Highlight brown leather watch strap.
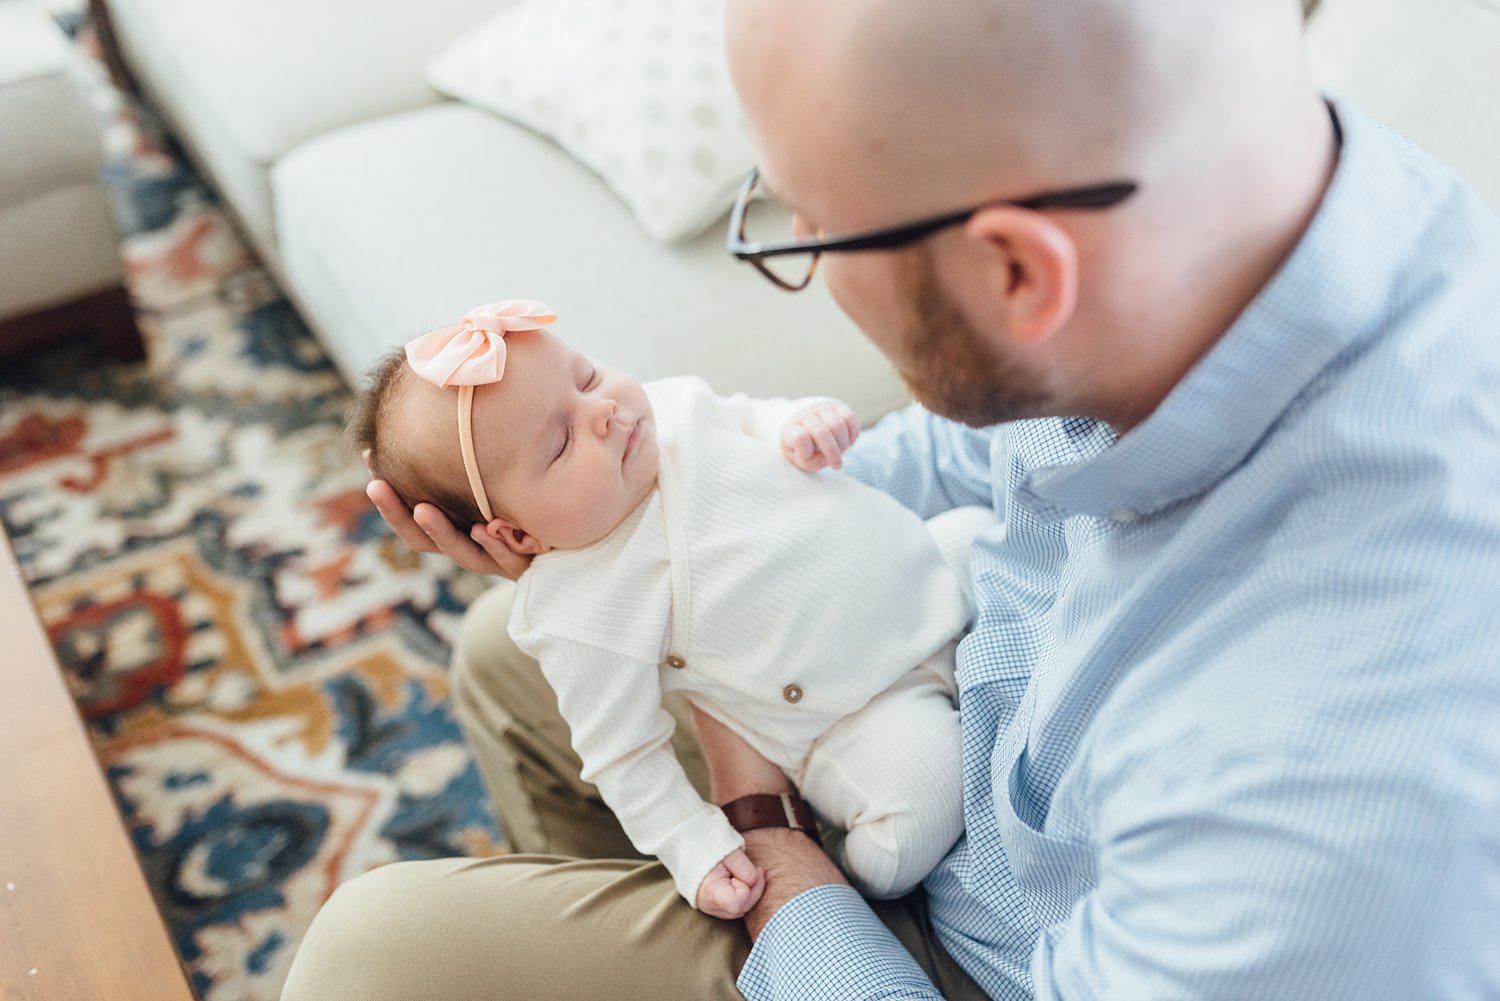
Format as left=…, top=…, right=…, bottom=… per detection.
left=720, top=793, right=821, bottom=844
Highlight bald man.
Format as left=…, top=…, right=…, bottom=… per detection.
left=284, top=0, right=1500, bottom=997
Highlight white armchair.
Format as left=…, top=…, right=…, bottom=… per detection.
left=0, top=0, right=142, bottom=362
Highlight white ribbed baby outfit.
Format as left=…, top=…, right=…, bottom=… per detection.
left=508, top=377, right=973, bottom=904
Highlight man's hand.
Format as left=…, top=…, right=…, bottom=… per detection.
left=691, top=706, right=848, bottom=939
left=365, top=472, right=531, bottom=580
left=780, top=401, right=861, bottom=472
left=696, top=849, right=766, bottom=919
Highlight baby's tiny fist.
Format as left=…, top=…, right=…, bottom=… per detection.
left=783, top=435, right=819, bottom=472
left=696, top=850, right=765, bottom=920
left=697, top=867, right=741, bottom=919
left=780, top=401, right=859, bottom=473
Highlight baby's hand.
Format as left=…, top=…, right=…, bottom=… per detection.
left=695, top=848, right=765, bottom=920
left=780, top=401, right=860, bottom=472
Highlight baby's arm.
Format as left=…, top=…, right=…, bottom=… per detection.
left=719, top=392, right=862, bottom=472
left=525, top=635, right=752, bottom=908
left=779, top=400, right=861, bottom=471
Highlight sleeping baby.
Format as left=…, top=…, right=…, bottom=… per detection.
left=350, top=299, right=982, bottom=918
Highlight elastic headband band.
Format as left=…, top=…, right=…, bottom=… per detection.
left=403, top=299, right=559, bottom=525
left=456, top=385, right=494, bottom=522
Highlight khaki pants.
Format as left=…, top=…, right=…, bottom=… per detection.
left=281, top=583, right=988, bottom=1000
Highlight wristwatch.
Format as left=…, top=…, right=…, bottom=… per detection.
left=720, top=792, right=822, bottom=844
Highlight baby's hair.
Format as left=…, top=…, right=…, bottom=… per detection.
left=347, top=350, right=490, bottom=530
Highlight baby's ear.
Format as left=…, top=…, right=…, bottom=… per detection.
left=486, top=519, right=550, bottom=555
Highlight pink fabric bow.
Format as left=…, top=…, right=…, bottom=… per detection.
left=405, top=299, right=558, bottom=388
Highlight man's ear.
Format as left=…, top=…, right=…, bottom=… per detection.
left=963, top=205, right=1079, bottom=345
left=485, top=518, right=551, bottom=555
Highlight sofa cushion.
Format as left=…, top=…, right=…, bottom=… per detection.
left=427, top=0, right=755, bottom=243
left=105, top=0, right=506, bottom=258
left=272, top=103, right=906, bottom=421
left=0, top=1, right=108, bottom=211
left=0, top=184, right=124, bottom=319
left=1306, top=0, right=1500, bottom=212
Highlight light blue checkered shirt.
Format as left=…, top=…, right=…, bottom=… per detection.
left=738, top=99, right=1500, bottom=1000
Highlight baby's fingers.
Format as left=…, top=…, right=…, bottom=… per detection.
left=828, top=413, right=856, bottom=455
left=704, top=882, right=750, bottom=920
left=826, top=406, right=859, bottom=453
left=810, top=420, right=844, bottom=469
left=843, top=409, right=861, bottom=448
left=783, top=427, right=825, bottom=471
left=697, top=870, right=733, bottom=917
left=792, top=427, right=817, bottom=462
left=723, top=850, right=759, bottom=885
left=716, top=879, right=755, bottom=919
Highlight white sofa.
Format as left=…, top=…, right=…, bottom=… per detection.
left=97, top=0, right=907, bottom=420
left=98, top=0, right=1498, bottom=417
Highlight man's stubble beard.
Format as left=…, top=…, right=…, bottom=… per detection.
left=894, top=247, right=1053, bottom=429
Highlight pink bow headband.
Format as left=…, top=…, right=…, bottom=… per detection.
left=405, top=299, right=558, bottom=522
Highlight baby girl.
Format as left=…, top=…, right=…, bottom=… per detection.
left=351, top=300, right=979, bottom=918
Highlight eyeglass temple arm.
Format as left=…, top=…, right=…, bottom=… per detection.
left=736, top=181, right=1139, bottom=259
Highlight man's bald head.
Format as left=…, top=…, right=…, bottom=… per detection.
left=728, top=0, right=1309, bottom=228
left=726, top=0, right=1334, bottom=432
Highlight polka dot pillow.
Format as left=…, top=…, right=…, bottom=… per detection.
left=427, top=0, right=757, bottom=243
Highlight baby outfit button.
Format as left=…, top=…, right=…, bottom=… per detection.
left=665, top=655, right=686, bottom=670
left=782, top=684, right=803, bottom=704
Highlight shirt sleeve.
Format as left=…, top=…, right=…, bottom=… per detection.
left=526, top=635, right=744, bottom=905
left=737, top=885, right=945, bottom=1001
left=840, top=403, right=999, bottom=519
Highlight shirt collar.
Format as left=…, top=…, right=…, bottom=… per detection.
left=1020, top=98, right=1412, bottom=522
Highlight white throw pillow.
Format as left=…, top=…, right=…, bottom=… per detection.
left=427, top=0, right=756, bottom=243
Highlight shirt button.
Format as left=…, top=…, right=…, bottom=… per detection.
left=1109, top=508, right=1139, bottom=524
left=782, top=684, right=803, bottom=704
left=665, top=655, right=686, bottom=670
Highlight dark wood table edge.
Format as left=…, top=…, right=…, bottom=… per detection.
left=1, top=530, right=199, bottom=1000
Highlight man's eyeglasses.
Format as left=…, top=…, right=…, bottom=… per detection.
left=726, top=167, right=1139, bottom=292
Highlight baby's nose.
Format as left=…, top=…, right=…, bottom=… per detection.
left=591, top=397, right=617, bottom=436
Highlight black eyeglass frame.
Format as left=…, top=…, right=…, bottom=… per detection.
left=727, top=167, right=1139, bottom=291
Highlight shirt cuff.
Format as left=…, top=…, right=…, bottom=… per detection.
left=737, top=884, right=943, bottom=1001
left=659, top=805, right=747, bottom=906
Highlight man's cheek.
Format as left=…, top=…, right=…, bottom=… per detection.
left=829, top=263, right=902, bottom=355
left=823, top=259, right=874, bottom=327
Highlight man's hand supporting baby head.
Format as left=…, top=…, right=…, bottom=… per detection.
left=364, top=471, right=533, bottom=580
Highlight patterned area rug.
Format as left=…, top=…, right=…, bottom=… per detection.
left=1, top=11, right=505, bottom=1000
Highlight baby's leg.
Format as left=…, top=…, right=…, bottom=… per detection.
left=796, top=649, right=964, bottom=899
